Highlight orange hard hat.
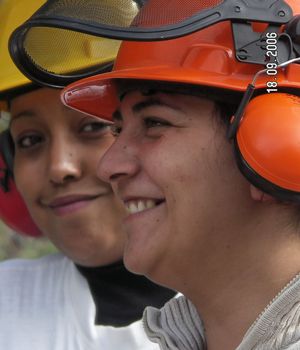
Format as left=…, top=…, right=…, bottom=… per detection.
left=62, top=0, right=300, bottom=120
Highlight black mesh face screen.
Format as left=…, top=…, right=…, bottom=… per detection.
left=20, top=0, right=223, bottom=79
left=132, top=0, right=223, bottom=27
left=9, top=0, right=293, bottom=87
left=9, top=0, right=143, bottom=87
left=39, top=0, right=222, bottom=28
left=40, top=0, right=141, bottom=26
left=29, top=0, right=290, bottom=31
left=23, top=27, right=121, bottom=77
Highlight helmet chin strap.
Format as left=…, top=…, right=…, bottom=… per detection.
left=227, top=56, right=300, bottom=140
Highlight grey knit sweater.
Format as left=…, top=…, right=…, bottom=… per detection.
left=143, top=273, right=300, bottom=350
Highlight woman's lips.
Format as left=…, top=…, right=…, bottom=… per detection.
left=45, top=194, right=103, bottom=216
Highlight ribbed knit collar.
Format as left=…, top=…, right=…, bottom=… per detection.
left=144, top=296, right=206, bottom=350
left=143, top=273, right=300, bottom=350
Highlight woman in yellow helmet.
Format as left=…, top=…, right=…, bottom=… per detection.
left=0, top=1, right=174, bottom=349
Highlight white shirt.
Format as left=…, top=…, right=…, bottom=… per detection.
left=0, top=253, right=159, bottom=350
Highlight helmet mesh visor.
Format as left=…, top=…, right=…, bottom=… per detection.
left=39, top=0, right=222, bottom=27
left=40, top=0, right=143, bottom=25
left=21, top=0, right=222, bottom=77
left=11, top=0, right=222, bottom=83
left=9, top=0, right=291, bottom=87
left=133, top=0, right=223, bottom=27
left=9, top=0, right=144, bottom=86
left=23, top=27, right=120, bottom=77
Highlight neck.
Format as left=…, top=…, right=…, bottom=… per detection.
left=164, top=205, right=300, bottom=350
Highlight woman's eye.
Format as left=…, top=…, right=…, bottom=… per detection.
left=144, top=117, right=171, bottom=128
left=80, top=121, right=110, bottom=133
left=16, top=134, right=43, bottom=149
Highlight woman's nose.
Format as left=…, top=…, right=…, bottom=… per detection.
left=48, top=137, right=82, bottom=185
left=97, top=134, right=140, bottom=185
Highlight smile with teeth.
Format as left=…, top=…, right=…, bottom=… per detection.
left=125, top=199, right=164, bottom=214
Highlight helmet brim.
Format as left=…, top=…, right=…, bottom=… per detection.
left=62, top=63, right=300, bottom=120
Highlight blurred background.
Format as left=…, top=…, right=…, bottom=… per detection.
left=0, top=222, right=57, bottom=261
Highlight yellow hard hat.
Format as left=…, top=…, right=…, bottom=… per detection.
left=0, top=0, right=46, bottom=95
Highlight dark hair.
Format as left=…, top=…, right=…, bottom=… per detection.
left=0, top=83, right=41, bottom=104
left=118, top=78, right=240, bottom=125
left=216, top=102, right=238, bottom=127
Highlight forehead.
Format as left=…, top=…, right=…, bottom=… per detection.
left=115, top=89, right=216, bottom=121
left=10, top=88, right=60, bottom=113
left=9, top=88, right=81, bottom=125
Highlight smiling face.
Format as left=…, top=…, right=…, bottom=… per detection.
left=10, top=87, right=126, bottom=267
left=98, top=89, right=256, bottom=286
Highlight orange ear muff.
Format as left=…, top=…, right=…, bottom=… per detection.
left=234, top=93, right=300, bottom=202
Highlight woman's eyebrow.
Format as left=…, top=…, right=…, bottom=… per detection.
left=132, top=98, right=183, bottom=113
left=10, top=110, right=35, bottom=126
left=112, top=97, right=184, bottom=122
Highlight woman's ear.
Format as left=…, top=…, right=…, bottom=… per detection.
left=250, top=184, right=277, bottom=203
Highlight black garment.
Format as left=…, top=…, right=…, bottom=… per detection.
left=76, top=262, right=176, bottom=327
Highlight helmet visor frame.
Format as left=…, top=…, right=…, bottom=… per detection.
left=10, top=0, right=293, bottom=42
left=9, top=0, right=293, bottom=88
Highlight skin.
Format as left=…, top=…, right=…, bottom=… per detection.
left=10, top=87, right=126, bottom=267
left=98, top=90, right=300, bottom=349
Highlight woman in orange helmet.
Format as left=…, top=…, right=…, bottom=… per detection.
left=60, top=0, right=300, bottom=348
left=0, top=1, right=175, bottom=349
